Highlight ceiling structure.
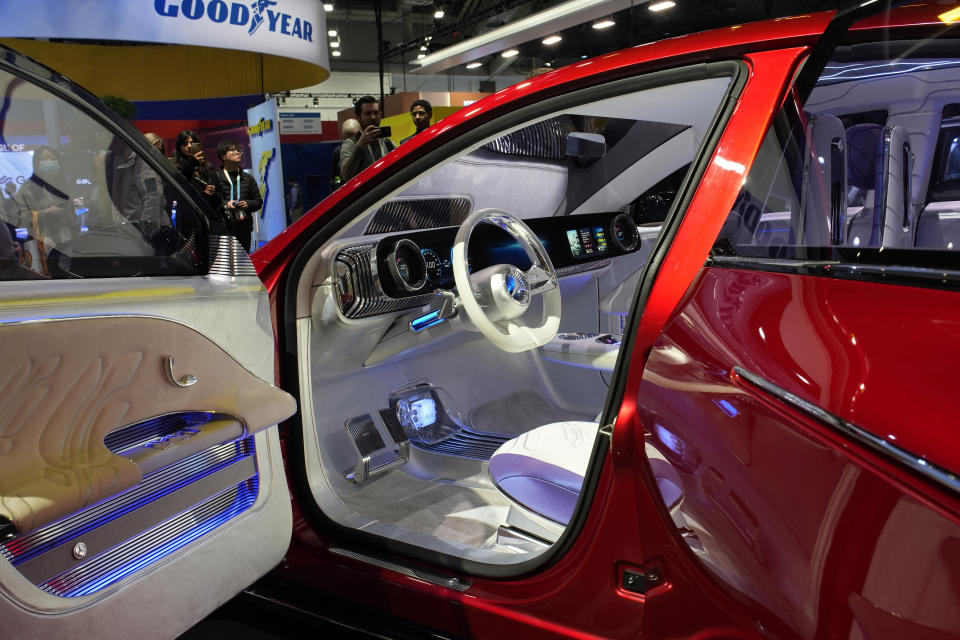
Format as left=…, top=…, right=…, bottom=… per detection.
left=325, top=0, right=845, bottom=81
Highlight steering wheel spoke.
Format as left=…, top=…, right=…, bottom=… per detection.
left=452, top=209, right=562, bottom=353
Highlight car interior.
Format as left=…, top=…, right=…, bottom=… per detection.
left=289, top=74, right=734, bottom=564
left=722, top=43, right=960, bottom=257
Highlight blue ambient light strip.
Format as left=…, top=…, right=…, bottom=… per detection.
left=410, top=309, right=444, bottom=332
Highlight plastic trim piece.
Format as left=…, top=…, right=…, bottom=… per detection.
left=328, top=547, right=472, bottom=592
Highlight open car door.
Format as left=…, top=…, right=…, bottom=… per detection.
left=0, top=49, right=295, bottom=640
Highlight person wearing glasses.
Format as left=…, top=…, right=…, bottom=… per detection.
left=212, top=139, right=262, bottom=252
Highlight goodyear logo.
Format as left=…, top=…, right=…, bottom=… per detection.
left=248, top=117, right=273, bottom=137
left=155, top=0, right=314, bottom=42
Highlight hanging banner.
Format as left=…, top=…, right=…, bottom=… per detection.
left=247, top=99, right=284, bottom=247
left=0, top=0, right=326, bottom=68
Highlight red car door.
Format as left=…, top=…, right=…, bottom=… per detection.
left=624, top=6, right=960, bottom=639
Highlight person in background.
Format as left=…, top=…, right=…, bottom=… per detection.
left=144, top=132, right=166, bottom=156
left=212, top=139, right=262, bottom=252
left=400, top=99, right=432, bottom=144
left=339, top=96, right=395, bottom=181
left=286, top=177, right=303, bottom=222
left=330, top=118, right=361, bottom=191
left=14, top=145, right=81, bottom=249
left=173, top=130, right=218, bottom=208
left=1, top=181, right=19, bottom=227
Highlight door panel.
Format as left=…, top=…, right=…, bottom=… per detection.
left=639, top=267, right=960, bottom=638
left=0, top=275, right=295, bottom=640
left=0, top=315, right=295, bottom=535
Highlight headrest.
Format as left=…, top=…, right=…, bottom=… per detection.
left=846, top=123, right=884, bottom=190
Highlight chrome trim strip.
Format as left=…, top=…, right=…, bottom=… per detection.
left=328, top=546, right=471, bottom=592
left=708, top=256, right=960, bottom=284
left=733, top=366, right=960, bottom=495
left=209, top=235, right=258, bottom=277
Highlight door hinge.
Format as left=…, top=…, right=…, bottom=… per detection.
left=599, top=422, right=614, bottom=452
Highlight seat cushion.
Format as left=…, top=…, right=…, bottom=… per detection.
left=488, top=421, right=598, bottom=525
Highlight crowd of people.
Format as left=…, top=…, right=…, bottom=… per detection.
left=0, top=96, right=435, bottom=273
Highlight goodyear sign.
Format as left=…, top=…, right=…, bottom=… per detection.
left=246, top=99, right=285, bottom=247
left=248, top=117, right=274, bottom=138
left=0, top=0, right=326, bottom=67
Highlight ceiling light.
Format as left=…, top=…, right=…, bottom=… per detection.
left=330, top=41, right=339, bottom=48
left=580, top=54, right=588, bottom=59
left=417, top=53, right=426, bottom=59
left=420, top=45, right=428, bottom=51
left=412, top=0, right=642, bottom=74
left=940, top=6, right=960, bottom=23
left=332, top=50, right=341, bottom=56
left=501, top=49, right=519, bottom=58
left=323, top=3, right=333, bottom=11
left=545, top=61, right=552, bottom=67
left=466, top=61, right=482, bottom=69
left=592, top=18, right=615, bottom=29
left=542, top=35, right=562, bottom=45
left=434, top=9, right=445, bottom=18
left=328, top=29, right=337, bottom=37
left=648, top=1, right=675, bottom=11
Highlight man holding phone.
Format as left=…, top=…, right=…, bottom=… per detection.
left=338, top=96, right=396, bottom=181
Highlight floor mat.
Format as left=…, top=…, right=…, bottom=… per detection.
left=468, top=390, right=591, bottom=437
left=340, top=472, right=510, bottom=549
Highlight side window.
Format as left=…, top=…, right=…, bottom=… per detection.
left=714, top=36, right=960, bottom=262
left=0, top=68, right=205, bottom=280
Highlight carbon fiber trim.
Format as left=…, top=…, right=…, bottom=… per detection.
left=556, top=259, right=611, bottom=277
left=329, top=546, right=472, bottom=592
left=209, top=235, right=257, bottom=277
left=365, top=198, right=472, bottom=234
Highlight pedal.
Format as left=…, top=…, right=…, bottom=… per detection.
left=344, top=413, right=409, bottom=484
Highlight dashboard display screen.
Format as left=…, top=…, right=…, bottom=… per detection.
left=567, top=227, right=609, bottom=257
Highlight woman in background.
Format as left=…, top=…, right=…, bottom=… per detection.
left=212, top=139, right=261, bottom=252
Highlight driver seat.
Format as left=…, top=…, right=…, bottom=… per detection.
left=489, top=420, right=685, bottom=546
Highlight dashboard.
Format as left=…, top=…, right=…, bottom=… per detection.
left=334, top=211, right=640, bottom=319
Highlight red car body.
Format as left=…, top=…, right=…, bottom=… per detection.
left=1, top=4, right=957, bottom=640
left=246, top=5, right=960, bottom=639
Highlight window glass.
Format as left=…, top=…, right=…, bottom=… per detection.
left=713, top=29, right=960, bottom=262
left=0, top=67, right=205, bottom=280
left=357, top=75, right=733, bottom=236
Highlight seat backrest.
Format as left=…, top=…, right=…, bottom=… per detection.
left=846, top=124, right=914, bottom=247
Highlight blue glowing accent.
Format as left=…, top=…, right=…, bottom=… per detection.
left=73, top=207, right=88, bottom=217
left=79, top=226, right=89, bottom=233
left=505, top=273, right=517, bottom=294
left=713, top=399, right=738, bottom=417
left=55, top=478, right=259, bottom=597
left=6, top=448, right=254, bottom=567
left=171, top=199, right=178, bottom=226
left=410, top=310, right=443, bottom=332
left=14, top=227, right=27, bottom=240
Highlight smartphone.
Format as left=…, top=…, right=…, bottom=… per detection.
left=378, top=126, right=392, bottom=138
left=189, top=142, right=202, bottom=154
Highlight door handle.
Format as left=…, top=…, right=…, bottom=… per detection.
left=163, top=356, right=198, bottom=388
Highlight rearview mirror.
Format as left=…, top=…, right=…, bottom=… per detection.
left=565, top=132, right=606, bottom=160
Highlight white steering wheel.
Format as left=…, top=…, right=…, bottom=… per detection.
left=451, top=208, right=561, bottom=353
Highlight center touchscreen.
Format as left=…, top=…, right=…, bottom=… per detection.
left=567, top=226, right=609, bottom=257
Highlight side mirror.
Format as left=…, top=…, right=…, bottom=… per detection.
left=566, top=132, right=606, bottom=161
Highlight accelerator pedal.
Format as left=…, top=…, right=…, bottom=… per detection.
left=344, top=413, right=409, bottom=484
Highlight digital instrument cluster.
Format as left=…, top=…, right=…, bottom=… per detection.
left=372, top=211, right=641, bottom=298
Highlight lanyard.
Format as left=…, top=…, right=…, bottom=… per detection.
left=223, top=169, right=240, bottom=202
